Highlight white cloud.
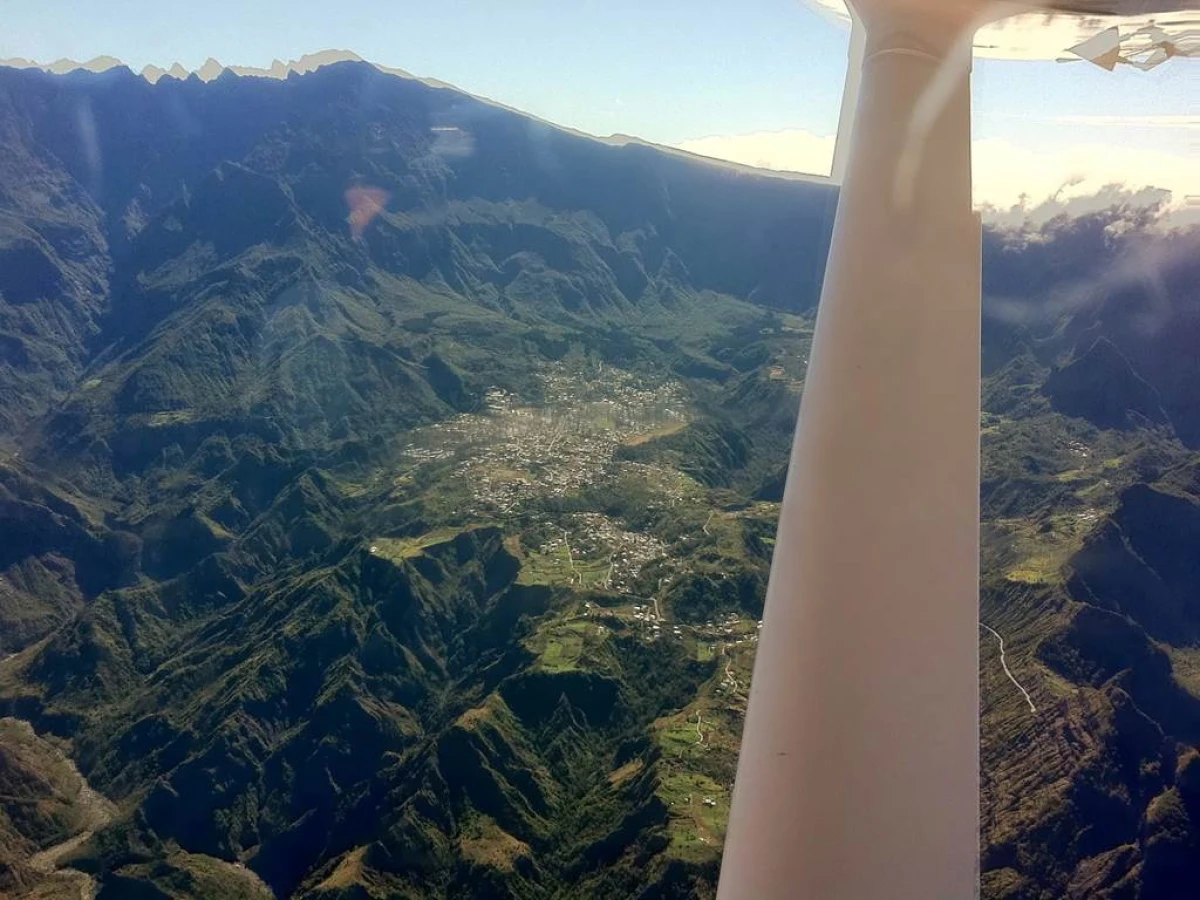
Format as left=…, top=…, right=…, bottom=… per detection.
left=972, top=137, right=1199, bottom=214
left=804, top=0, right=1192, bottom=62
left=676, top=130, right=837, bottom=178
left=672, top=128, right=1198, bottom=221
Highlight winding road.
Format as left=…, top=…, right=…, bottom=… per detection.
left=980, top=622, right=1037, bottom=714
left=562, top=530, right=579, bottom=584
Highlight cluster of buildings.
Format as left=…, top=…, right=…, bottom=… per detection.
left=400, top=366, right=689, bottom=519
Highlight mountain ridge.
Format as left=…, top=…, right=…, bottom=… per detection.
left=0, top=50, right=837, bottom=187
left=0, top=60, right=1198, bottom=900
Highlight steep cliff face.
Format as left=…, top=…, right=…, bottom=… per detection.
left=1003, top=477, right=1200, bottom=898
left=1046, top=338, right=1171, bottom=432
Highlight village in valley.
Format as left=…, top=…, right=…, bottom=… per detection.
left=368, top=360, right=774, bottom=853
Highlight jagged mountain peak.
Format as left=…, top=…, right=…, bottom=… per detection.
left=5, top=48, right=388, bottom=84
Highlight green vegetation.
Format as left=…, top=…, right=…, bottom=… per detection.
left=0, top=59, right=1198, bottom=900
left=458, top=816, right=531, bottom=872
left=657, top=771, right=729, bottom=860
left=530, top=625, right=586, bottom=673
left=368, top=526, right=474, bottom=561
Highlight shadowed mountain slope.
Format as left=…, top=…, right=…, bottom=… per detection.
left=1, top=60, right=1199, bottom=899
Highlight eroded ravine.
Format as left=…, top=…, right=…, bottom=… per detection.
left=2, top=717, right=116, bottom=900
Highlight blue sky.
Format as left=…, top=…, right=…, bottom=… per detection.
left=3, top=0, right=851, bottom=142
left=2, top=0, right=1195, bottom=210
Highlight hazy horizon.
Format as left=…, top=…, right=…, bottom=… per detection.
left=2, top=0, right=1195, bottom=219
